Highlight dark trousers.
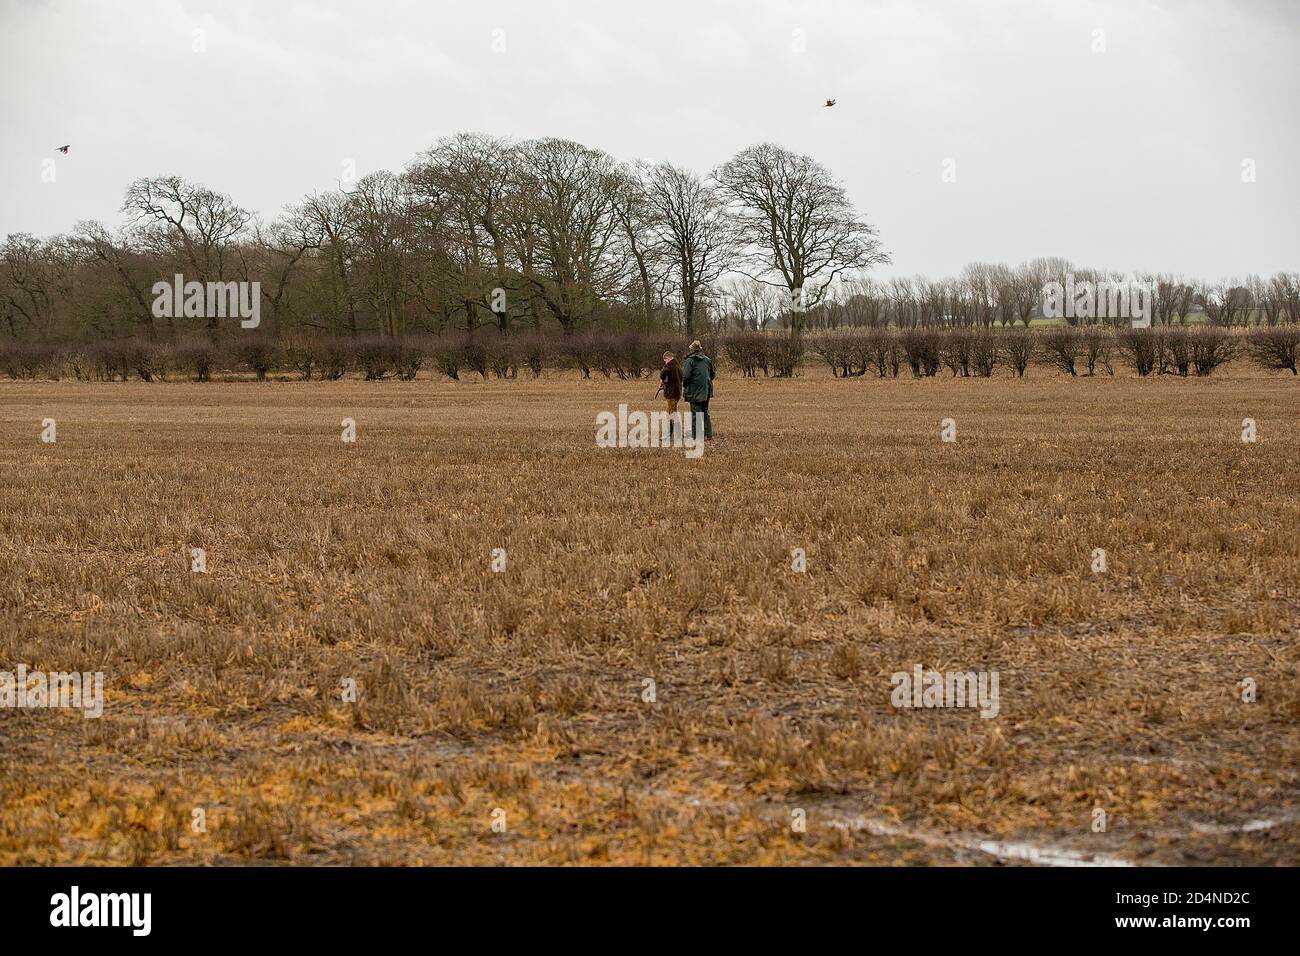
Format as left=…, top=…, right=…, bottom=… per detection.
left=688, top=400, right=713, bottom=439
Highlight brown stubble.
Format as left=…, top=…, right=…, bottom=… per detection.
left=0, top=368, right=1296, bottom=865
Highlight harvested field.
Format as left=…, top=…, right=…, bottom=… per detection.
left=1, top=368, right=1297, bottom=865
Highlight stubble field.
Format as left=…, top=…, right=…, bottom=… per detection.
left=1, top=368, right=1297, bottom=865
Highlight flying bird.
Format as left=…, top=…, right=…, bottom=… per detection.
left=824, top=99, right=836, bottom=108
left=57, top=145, right=70, bottom=154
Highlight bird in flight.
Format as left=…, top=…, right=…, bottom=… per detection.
left=824, top=99, right=836, bottom=108
left=56, top=145, right=70, bottom=154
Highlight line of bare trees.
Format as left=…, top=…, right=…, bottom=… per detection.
left=5, top=134, right=1295, bottom=346
left=725, top=263, right=1300, bottom=332
left=0, top=135, right=886, bottom=343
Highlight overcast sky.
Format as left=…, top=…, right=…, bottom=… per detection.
left=1, top=0, right=1296, bottom=279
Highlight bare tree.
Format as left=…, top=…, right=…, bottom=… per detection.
left=641, top=162, right=733, bottom=336
left=986, top=262, right=1015, bottom=326
left=299, top=190, right=360, bottom=336
left=1271, top=272, right=1300, bottom=324
left=122, top=176, right=251, bottom=283
left=349, top=171, right=415, bottom=336
left=1026, top=256, right=1073, bottom=324
left=409, top=133, right=519, bottom=333
left=721, top=276, right=780, bottom=331
left=1247, top=274, right=1279, bottom=326
left=715, top=143, right=888, bottom=334
left=608, top=164, right=670, bottom=330
left=917, top=276, right=948, bottom=327
left=510, top=138, right=626, bottom=335
left=888, top=276, right=918, bottom=327
left=1151, top=274, right=1195, bottom=326
left=1009, top=261, right=1044, bottom=327
left=1201, top=280, right=1251, bottom=326
left=962, top=262, right=1004, bottom=328
left=944, top=276, right=970, bottom=327
left=254, top=207, right=325, bottom=335
left=837, top=275, right=888, bottom=328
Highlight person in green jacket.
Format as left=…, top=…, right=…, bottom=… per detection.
left=681, top=339, right=715, bottom=440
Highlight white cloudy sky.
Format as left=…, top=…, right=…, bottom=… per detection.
left=1, top=0, right=1296, bottom=279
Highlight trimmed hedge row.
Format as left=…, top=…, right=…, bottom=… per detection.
left=2, top=326, right=1296, bottom=382
left=0, top=332, right=719, bottom=383
left=804, top=325, right=1299, bottom=378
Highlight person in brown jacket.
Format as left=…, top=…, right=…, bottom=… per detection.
left=659, top=351, right=683, bottom=440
